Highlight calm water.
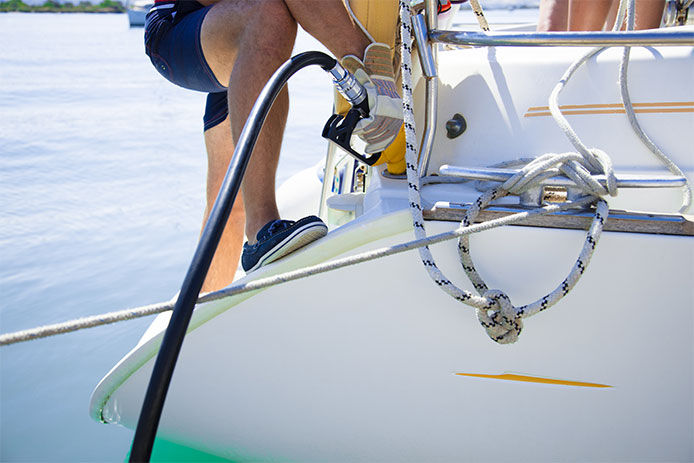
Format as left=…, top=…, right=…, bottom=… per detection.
left=0, top=8, right=538, bottom=461
left=0, top=12, right=334, bottom=462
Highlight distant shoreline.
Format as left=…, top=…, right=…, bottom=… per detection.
left=0, top=0, right=126, bottom=13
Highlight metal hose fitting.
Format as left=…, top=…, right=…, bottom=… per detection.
left=327, top=62, right=368, bottom=115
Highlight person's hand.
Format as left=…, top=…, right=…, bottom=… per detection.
left=341, top=43, right=402, bottom=154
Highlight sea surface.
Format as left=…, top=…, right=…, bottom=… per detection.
left=0, top=7, right=538, bottom=462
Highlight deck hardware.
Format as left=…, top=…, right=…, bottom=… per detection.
left=425, top=202, right=694, bottom=236
left=664, top=0, right=692, bottom=26
left=326, top=192, right=365, bottom=216
left=440, top=165, right=688, bottom=206
left=381, top=168, right=407, bottom=179
left=542, top=186, right=568, bottom=203
left=445, top=113, right=467, bottom=138
left=353, top=164, right=368, bottom=192
left=440, top=165, right=687, bottom=188
left=412, top=13, right=438, bottom=78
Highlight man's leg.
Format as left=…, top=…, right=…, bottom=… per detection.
left=197, top=0, right=372, bottom=287
left=604, top=0, right=664, bottom=30
left=201, top=116, right=245, bottom=293
left=568, top=0, right=614, bottom=30
left=537, top=0, right=569, bottom=31
left=634, top=0, right=665, bottom=29
left=200, top=0, right=371, bottom=237
left=283, top=0, right=371, bottom=59
left=200, top=0, right=296, bottom=245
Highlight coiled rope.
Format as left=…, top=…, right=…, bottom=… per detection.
left=547, top=0, right=691, bottom=212
left=616, top=1, right=691, bottom=212
left=398, top=0, right=689, bottom=343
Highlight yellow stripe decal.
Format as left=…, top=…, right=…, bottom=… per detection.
left=524, top=101, right=694, bottom=118
left=526, top=108, right=694, bottom=117
left=455, top=372, right=612, bottom=388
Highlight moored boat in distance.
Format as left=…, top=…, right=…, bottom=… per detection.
left=126, top=0, right=151, bottom=27
left=91, top=0, right=694, bottom=461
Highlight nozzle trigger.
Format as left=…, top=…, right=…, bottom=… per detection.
left=322, top=108, right=381, bottom=166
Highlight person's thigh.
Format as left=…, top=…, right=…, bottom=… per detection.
left=200, top=0, right=296, bottom=87
left=199, top=0, right=255, bottom=87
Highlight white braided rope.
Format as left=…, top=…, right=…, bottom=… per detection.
left=617, top=1, right=691, bottom=212
left=0, top=301, right=174, bottom=346
left=400, top=0, right=609, bottom=344
left=548, top=54, right=619, bottom=198
left=468, top=0, right=490, bottom=31
left=0, top=195, right=593, bottom=346
left=550, top=0, right=690, bottom=212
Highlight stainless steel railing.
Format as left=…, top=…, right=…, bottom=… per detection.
left=413, top=0, right=694, bottom=177
left=429, top=29, right=694, bottom=47
left=439, top=165, right=689, bottom=189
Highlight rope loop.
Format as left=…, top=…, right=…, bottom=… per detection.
left=399, top=0, right=616, bottom=344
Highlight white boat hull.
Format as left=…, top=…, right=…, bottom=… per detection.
left=91, top=209, right=693, bottom=461
left=91, top=30, right=694, bottom=461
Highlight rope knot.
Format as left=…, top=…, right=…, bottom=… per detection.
left=477, top=290, right=522, bottom=344
left=587, top=148, right=618, bottom=197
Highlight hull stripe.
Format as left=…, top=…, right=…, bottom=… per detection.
left=456, top=372, right=612, bottom=388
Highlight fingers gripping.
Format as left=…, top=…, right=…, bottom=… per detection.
left=342, top=43, right=403, bottom=154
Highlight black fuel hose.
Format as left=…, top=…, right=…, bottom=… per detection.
left=129, top=51, right=340, bottom=462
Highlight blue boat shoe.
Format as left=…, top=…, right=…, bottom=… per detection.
left=241, top=215, right=328, bottom=273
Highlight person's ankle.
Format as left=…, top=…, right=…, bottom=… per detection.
left=245, top=217, right=280, bottom=245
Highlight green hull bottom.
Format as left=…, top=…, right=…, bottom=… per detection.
left=126, top=438, right=235, bottom=462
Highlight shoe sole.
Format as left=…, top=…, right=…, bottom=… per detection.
left=247, top=222, right=328, bottom=273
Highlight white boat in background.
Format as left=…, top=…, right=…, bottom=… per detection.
left=91, top=0, right=693, bottom=461
left=126, top=0, right=152, bottom=27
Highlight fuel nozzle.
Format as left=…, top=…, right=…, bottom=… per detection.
left=322, top=62, right=381, bottom=166
left=326, top=62, right=370, bottom=117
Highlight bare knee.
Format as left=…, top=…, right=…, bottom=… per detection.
left=242, top=0, right=297, bottom=59
left=202, top=0, right=297, bottom=80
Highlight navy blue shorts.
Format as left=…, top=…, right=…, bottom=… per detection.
left=146, top=3, right=228, bottom=131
